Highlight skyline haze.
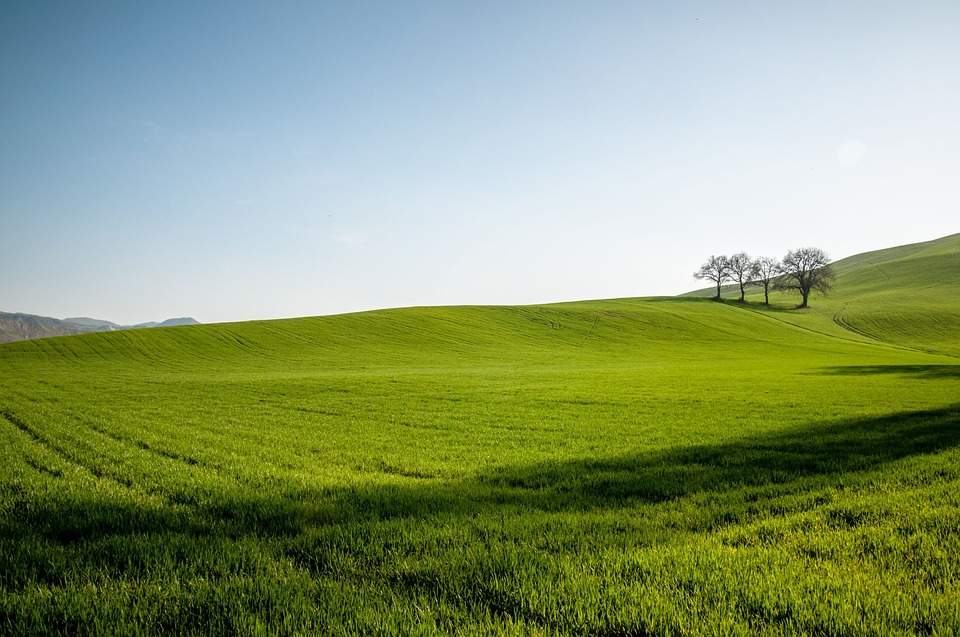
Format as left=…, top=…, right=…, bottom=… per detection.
left=2, top=1, right=958, bottom=325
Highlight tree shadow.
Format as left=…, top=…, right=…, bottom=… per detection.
left=741, top=302, right=811, bottom=313
left=6, top=405, right=960, bottom=546
left=819, top=364, right=960, bottom=379
left=5, top=404, right=960, bottom=634
left=470, top=404, right=960, bottom=512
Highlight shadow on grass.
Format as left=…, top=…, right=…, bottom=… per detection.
left=4, top=404, right=960, bottom=634
left=819, top=364, right=960, bottom=379
left=473, top=403, right=960, bottom=511
left=737, top=301, right=811, bottom=313
left=5, top=404, right=960, bottom=545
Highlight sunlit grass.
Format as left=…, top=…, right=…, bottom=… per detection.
left=2, top=240, right=960, bottom=635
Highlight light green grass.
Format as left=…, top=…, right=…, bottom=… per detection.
left=694, top=233, right=960, bottom=358
left=2, top=238, right=960, bottom=635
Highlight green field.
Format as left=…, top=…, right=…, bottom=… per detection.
left=2, top=235, right=959, bottom=635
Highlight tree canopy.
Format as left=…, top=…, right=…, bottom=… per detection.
left=750, top=256, right=782, bottom=305
left=694, top=255, right=731, bottom=302
left=727, top=252, right=753, bottom=302
left=693, top=247, right=834, bottom=307
left=776, top=247, right=835, bottom=308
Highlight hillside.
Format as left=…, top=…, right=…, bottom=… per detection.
left=683, top=233, right=960, bottom=357
left=824, top=233, right=960, bottom=357
left=684, top=232, right=960, bottom=297
left=829, top=232, right=960, bottom=277
left=1, top=234, right=959, bottom=635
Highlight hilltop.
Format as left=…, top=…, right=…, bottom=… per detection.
left=680, top=232, right=960, bottom=358
left=4, top=232, right=958, bottom=357
left=2, top=231, right=958, bottom=374
left=684, top=233, right=960, bottom=297
left=3, top=232, right=956, bottom=353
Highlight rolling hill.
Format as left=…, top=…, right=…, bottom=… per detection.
left=822, top=232, right=960, bottom=357
left=684, top=232, right=960, bottom=357
left=1, top=233, right=958, bottom=635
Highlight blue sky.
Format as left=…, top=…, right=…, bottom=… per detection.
left=2, top=1, right=958, bottom=324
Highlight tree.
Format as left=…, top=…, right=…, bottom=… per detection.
left=750, top=256, right=782, bottom=305
left=727, top=252, right=753, bottom=302
left=777, top=247, right=835, bottom=308
left=694, top=255, right=731, bottom=301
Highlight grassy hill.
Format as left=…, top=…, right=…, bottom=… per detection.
left=824, top=233, right=960, bottom=357
left=686, top=233, right=960, bottom=357
left=1, top=235, right=959, bottom=635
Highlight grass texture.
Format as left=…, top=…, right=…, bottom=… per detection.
left=2, top=237, right=959, bottom=635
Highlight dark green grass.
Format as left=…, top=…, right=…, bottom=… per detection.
left=2, top=260, right=960, bottom=634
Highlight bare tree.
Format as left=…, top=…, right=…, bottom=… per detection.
left=694, top=255, right=731, bottom=301
left=727, top=252, right=753, bottom=302
left=750, top=256, right=782, bottom=305
left=777, top=247, right=835, bottom=308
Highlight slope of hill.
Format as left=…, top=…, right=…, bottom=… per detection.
left=1, top=235, right=959, bottom=635
left=828, top=232, right=960, bottom=277
left=826, top=234, right=960, bottom=357
left=684, top=233, right=960, bottom=357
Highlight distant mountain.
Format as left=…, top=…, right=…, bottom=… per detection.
left=63, top=317, right=122, bottom=329
left=0, top=312, right=200, bottom=344
left=0, top=312, right=88, bottom=343
left=155, top=317, right=200, bottom=327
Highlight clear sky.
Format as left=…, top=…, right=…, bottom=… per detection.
left=2, top=1, right=958, bottom=325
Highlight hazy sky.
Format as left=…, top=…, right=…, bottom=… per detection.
left=2, top=1, right=958, bottom=325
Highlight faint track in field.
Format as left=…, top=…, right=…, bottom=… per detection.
left=0, top=407, right=44, bottom=445
left=0, top=406, right=190, bottom=489
left=0, top=407, right=78, bottom=476
left=85, top=421, right=204, bottom=468
left=579, top=313, right=601, bottom=346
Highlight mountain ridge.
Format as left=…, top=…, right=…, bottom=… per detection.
left=0, top=312, right=199, bottom=344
